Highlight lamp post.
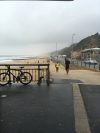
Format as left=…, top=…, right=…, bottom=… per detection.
left=56, top=42, right=58, bottom=61
left=71, top=34, right=75, bottom=59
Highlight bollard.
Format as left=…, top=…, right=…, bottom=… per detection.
left=81, top=61, right=82, bottom=66
left=99, top=64, right=100, bottom=70
left=94, top=64, right=95, bottom=69
left=89, top=63, right=90, bottom=68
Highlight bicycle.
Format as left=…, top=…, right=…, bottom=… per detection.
left=0, top=65, right=32, bottom=86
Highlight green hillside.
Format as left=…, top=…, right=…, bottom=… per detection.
left=51, top=33, right=100, bottom=58
left=73, top=33, right=100, bottom=51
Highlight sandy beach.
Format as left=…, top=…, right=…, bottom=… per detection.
left=0, top=57, right=50, bottom=82
left=0, top=57, right=48, bottom=64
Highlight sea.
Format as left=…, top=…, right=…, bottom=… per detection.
left=0, top=55, right=35, bottom=63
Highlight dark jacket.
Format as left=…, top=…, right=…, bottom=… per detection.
left=65, top=58, right=70, bottom=69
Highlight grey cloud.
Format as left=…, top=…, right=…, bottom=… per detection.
left=0, top=0, right=100, bottom=55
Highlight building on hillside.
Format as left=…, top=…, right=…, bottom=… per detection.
left=71, top=51, right=81, bottom=59
left=81, top=48, right=100, bottom=61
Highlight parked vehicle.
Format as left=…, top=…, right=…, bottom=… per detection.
left=84, top=58, right=98, bottom=65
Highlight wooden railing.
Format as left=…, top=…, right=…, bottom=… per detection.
left=0, top=64, right=50, bottom=86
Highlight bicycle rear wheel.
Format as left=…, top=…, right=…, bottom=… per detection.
left=0, top=73, right=9, bottom=86
left=20, top=72, right=32, bottom=85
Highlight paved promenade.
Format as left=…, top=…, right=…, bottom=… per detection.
left=0, top=62, right=100, bottom=133
left=50, top=61, right=100, bottom=85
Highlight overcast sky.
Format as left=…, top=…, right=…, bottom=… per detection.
left=0, top=0, right=100, bottom=56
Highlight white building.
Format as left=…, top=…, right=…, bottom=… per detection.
left=81, top=48, right=100, bottom=60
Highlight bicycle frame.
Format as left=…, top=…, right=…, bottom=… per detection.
left=5, top=65, right=24, bottom=83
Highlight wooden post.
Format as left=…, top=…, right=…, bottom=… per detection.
left=99, top=64, right=100, bottom=70
left=8, top=65, right=11, bottom=84
left=37, top=65, right=40, bottom=85
left=94, top=64, right=95, bottom=69
left=89, top=63, right=90, bottom=68
left=46, top=64, right=50, bottom=86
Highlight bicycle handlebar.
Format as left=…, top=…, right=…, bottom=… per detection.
left=5, top=65, right=10, bottom=68
left=5, top=65, right=24, bottom=69
left=19, top=66, right=24, bottom=69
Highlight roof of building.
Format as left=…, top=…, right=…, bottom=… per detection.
left=81, top=48, right=100, bottom=52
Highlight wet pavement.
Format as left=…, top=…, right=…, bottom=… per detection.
left=0, top=79, right=100, bottom=133
left=0, top=80, right=75, bottom=133
left=80, top=84, right=100, bottom=133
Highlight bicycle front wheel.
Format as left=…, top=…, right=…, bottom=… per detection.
left=0, top=73, right=9, bottom=86
left=20, top=72, right=32, bottom=85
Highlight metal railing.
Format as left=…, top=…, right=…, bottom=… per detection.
left=52, top=57, right=100, bottom=71
left=0, top=64, right=50, bottom=85
left=71, top=60, right=100, bottom=71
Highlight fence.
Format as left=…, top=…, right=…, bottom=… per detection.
left=0, top=64, right=50, bottom=85
left=72, top=60, right=100, bottom=71
left=53, top=57, right=100, bottom=71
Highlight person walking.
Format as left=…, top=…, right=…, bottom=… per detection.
left=65, top=58, right=70, bottom=74
left=55, top=62, right=60, bottom=72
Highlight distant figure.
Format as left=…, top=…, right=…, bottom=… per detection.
left=55, top=62, right=60, bottom=72
left=65, top=58, right=70, bottom=74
